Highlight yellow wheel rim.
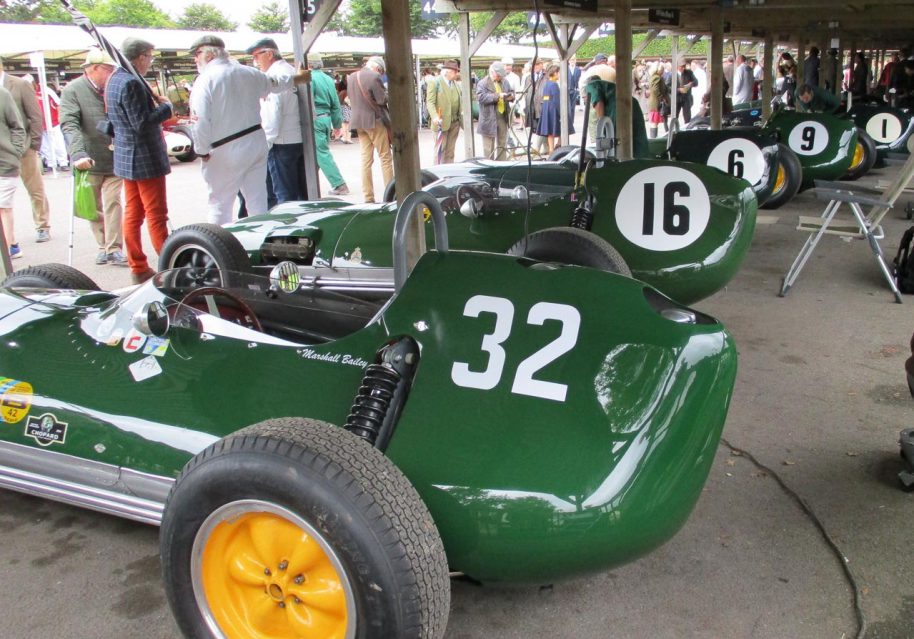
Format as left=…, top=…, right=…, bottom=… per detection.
left=773, top=163, right=786, bottom=194
left=850, top=141, right=865, bottom=170
left=192, top=501, right=354, bottom=639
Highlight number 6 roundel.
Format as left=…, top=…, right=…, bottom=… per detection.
left=614, top=166, right=711, bottom=252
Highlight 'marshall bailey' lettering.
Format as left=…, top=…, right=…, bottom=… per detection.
left=299, top=349, right=369, bottom=368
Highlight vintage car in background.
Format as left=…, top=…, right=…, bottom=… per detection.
left=694, top=104, right=876, bottom=186
left=161, top=156, right=758, bottom=306
left=0, top=194, right=738, bottom=637
left=163, top=117, right=197, bottom=163
left=846, top=102, right=914, bottom=166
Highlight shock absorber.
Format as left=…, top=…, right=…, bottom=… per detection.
left=344, top=337, right=419, bottom=451
left=569, top=195, right=594, bottom=230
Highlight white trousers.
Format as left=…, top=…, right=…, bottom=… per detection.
left=40, top=126, right=68, bottom=168
left=201, top=130, right=269, bottom=225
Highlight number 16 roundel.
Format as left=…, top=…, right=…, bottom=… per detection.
left=614, top=166, right=711, bottom=252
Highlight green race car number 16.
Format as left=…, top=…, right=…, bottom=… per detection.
left=451, top=295, right=581, bottom=402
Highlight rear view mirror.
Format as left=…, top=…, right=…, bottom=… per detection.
left=133, top=301, right=169, bottom=337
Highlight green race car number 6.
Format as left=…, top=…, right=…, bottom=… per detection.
left=451, top=295, right=581, bottom=402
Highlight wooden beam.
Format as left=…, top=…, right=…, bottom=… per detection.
left=796, top=33, right=805, bottom=86
left=543, top=13, right=566, bottom=60
left=560, top=22, right=570, bottom=145
left=568, top=24, right=600, bottom=59
left=616, top=0, right=633, bottom=159
left=633, top=29, right=660, bottom=58
left=299, top=0, right=343, bottom=54
left=458, top=13, right=475, bottom=159
left=468, top=11, right=507, bottom=58
left=710, top=10, right=723, bottom=130
left=289, top=0, right=320, bottom=199
left=762, top=33, right=774, bottom=118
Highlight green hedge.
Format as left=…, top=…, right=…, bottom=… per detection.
left=577, top=34, right=709, bottom=60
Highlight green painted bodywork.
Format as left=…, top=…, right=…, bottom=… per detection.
left=229, top=158, right=757, bottom=305
left=0, top=252, right=737, bottom=583
left=847, top=103, right=913, bottom=163
left=762, top=111, right=857, bottom=189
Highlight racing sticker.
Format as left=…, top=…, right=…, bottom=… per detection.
left=614, top=166, right=711, bottom=252
left=865, top=112, right=903, bottom=144
left=129, top=355, right=162, bottom=382
left=123, top=329, right=147, bottom=354
left=142, top=337, right=170, bottom=357
left=707, top=138, right=766, bottom=185
left=24, top=413, right=67, bottom=447
left=0, top=377, right=33, bottom=424
left=105, top=328, right=124, bottom=347
left=787, top=121, right=829, bottom=156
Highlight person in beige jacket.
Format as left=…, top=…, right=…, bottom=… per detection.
left=0, top=84, right=27, bottom=259
left=0, top=57, right=50, bottom=243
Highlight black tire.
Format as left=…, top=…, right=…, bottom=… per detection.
left=158, top=223, right=251, bottom=287
left=684, top=116, right=710, bottom=130
left=1, top=263, right=99, bottom=290
left=507, top=226, right=632, bottom=276
left=161, top=418, right=450, bottom=639
left=842, top=128, right=877, bottom=181
left=382, top=169, right=438, bottom=203
left=172, top=125, right=197, bottom=163
left=547, top=145, right=578, bottom=161
left=761, top=143, right=803, bottom=210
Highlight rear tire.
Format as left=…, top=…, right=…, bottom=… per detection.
left=1, top=264, right=99, bottom=290
left=761, top=143, right=802, bottom=209
left=158, top=223, right=251, bottom=287
left=842, top=128, right=877, bottom=181
left=161, top=418, right=450, bottom=639
left=507, top=227, right=631, bottom=276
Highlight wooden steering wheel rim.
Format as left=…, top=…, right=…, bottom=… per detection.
left=177, top=286, right=263, bottom=332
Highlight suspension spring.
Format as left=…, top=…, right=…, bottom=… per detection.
left=344, top=364, right=401, bottom=446
left=569, top=202, right=594, bottom=230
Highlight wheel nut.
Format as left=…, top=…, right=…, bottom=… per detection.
left=264, top=568, right=271, bottom=576
left=278, top=602, right=285, bottom=609
left=278, top=560, right=288, bottom=571
left=293, top=575, right=304, bottom=584
left=294, top=597, right=302, bottom=605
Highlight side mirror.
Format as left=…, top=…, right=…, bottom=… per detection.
left=133, top=301, right=169, bottom=337
left=459, top=198, right=479, bottom=219
left=269, top=261, right=301, bottom=293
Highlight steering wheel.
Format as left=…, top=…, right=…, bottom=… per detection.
left=455, top=183, right=484, bottom=207
left=177, top=286, right=263, bottom=332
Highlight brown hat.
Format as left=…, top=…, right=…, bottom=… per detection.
left=442, top=60, right=460, bottom=72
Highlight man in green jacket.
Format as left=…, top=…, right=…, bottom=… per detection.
left=795, top=83, right=842, bottom=113
left=308, top=52, right=348, bottom=195
left=59, top=49, right=127, bottom=266
left=427, top=60, right=462, bottom=164
left=0, top=84, right=26, bottom=259
left=584, top=75, right=650, bottom=158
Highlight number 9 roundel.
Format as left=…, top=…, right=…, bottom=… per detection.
left=614, top=166, right=711, bottom=252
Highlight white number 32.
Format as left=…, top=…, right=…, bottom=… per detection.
left=450, top=295, right=581, bottom=402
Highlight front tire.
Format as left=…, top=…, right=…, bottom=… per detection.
left=158, top=223, right=251, bottom=287
left=161, top=418, right=450, bottom=639
left=1, top=263, right=99, bottom=290
left=842, top=128, right=877, bottom=181
left=761, top=143, right=802, bottom=209
left=507, top=226, right=632, bottom=276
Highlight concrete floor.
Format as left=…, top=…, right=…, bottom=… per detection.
left=0, top=128, right=912, bottom=638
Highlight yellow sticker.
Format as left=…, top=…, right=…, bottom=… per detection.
left=0, top=377, right=33, bottom=424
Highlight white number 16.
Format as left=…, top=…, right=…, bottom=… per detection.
left=450, top=295, right=581, bottom=402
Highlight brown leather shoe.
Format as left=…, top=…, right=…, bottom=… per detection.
left=130, top=268, right=155, bottom=285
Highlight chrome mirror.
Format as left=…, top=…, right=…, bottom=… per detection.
left=133, top=301, right=169, bottom=337
left=459, top=198, right=479, bottom=219
left=269, top=261, right=301, bottom=293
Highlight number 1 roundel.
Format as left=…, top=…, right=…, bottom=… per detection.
left=614, top=166, right=711, bottom=252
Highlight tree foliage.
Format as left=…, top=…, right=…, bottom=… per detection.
left=1, top=0, right=73, bottom=23
left=247, top=1, right=288, bottom=33
left=459, top=11, right=537, bottom=44
left=3, top=0, right=174, bottom=26
left=176, top=3, right=237, bottom=31
left=336, top=0, right=447, bottom=38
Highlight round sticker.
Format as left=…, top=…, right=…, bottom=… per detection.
left=123, top=329, right=147, bottom=354
left=0, top=378, right=33, bottom=424
left=788, top=121, right=829, bottom=156
left=707, top=138, right=766, bottom=185
left=865, top=112, right=903, bottom=144
left=614, top=166, right=711, bottom=252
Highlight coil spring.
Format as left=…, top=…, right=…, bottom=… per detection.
left=569, top=204, right=594, bottom=230
left=343, top=364, right=401, bottom=445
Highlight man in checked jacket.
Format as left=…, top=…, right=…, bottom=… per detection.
left=105, top=37, right=172, bottom=284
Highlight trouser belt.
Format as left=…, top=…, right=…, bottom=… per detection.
left=211, top=124, right=262, bottom=149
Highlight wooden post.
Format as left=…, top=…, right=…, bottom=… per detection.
left=288, top=0, right=320, bottom=199
left=709, top=11, right=723, bottom=131
left=380, top=0, right=424, bottom=264
left=796, top=34, right=805, bottom=86
left=762, top=33, right=774, bottom=118
left=458, top=13, right=475, bottom=160
left=670, top=35, right=679, bottom=129
left=559, top=22, right=570, bottom=145
left=615, top=0, right=633, bottom=159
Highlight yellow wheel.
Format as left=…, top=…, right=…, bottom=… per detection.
left=192, top=501, right=355, bottom=639
left=849, top=141, right=865, bottom=170
left=843, top=128, right=876, bottom=181
left=761, top=143, right=802, bottom=210
left=162, top=418, right=450, bottom=639
left=772, top=163, right=786, bottom=195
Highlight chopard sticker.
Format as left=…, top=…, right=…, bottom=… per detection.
left=129, top=355, right=162, bottom=382
left=105, top=328, right=124, bottom=346
left=142, top=337, right=170, bottom=357
left=297, top=348, right=369, bottom=368
left=123, top=329, right=147, bottom=354
left=24, top=413, right=67, bottom=447
left=0, top=377, right=33, bottom=424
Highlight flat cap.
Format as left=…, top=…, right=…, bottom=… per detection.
left=593, top=53, right=608, bottom=63
left=122, top=37, right=154, bottom=61
left=189, top=34, right=225, bottom=54
left=81, top=48, right=116, bottom=68
left=245, top=37, right=278, bottom=55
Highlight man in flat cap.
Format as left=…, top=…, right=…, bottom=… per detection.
left=426, top=59, right=462, bottom=164
left=476, top=61, right=514, bottom=160
left=191, top=35, right=310, bottom=223
left=249, top=37, right=304, bottom=205
left=346, top=56, right=392, bottom=202
left=0, top=56, right=50, bottom=244
left=306, top=52, right=349, bottom=195
left=106, top=36, right=172, bottom=283
left=59, top=48, right=127, bottom=267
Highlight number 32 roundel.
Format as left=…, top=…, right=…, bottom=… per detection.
left=614, top=166, right=711, bottom=252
